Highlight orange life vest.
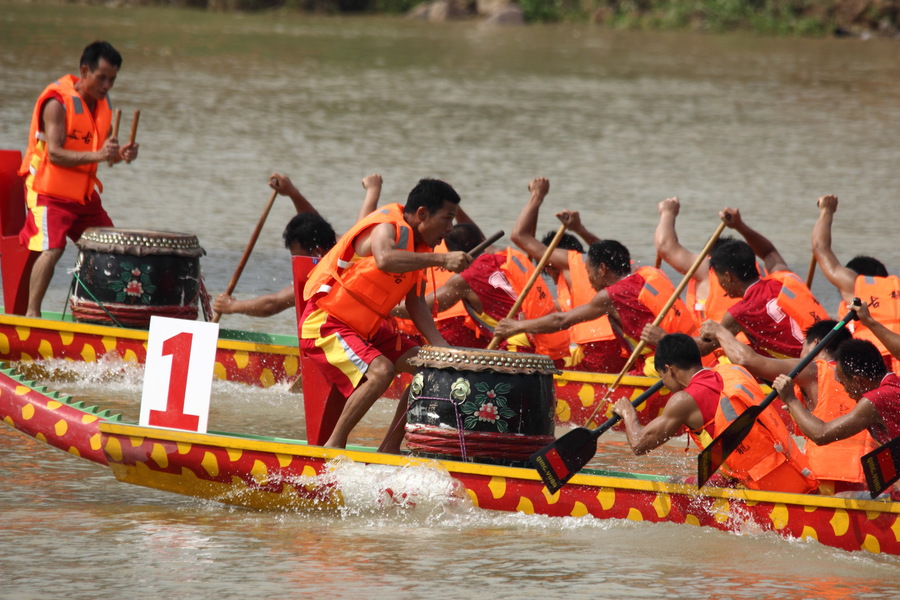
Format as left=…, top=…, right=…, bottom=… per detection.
left=634, top=266, right=700, bottom=336
left=304, top=203, right=427, bottom=339
left=686, top=268, right=742, bottom=323
left=766, top=271, right=829, bottom=334
left=838, top=275, right=900, bottom=373
left=20, top=74, right=113, bottom=204
left=690, top=364, right=818, bottom=494
left=558, top=250, right=616, bottom=345
left=799, top=359, right=878, bottom=485
left=502, top=247, right=570, bottom=360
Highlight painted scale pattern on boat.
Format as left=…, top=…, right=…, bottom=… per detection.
left=98, top=422, right=900, bottom=556
left=0, top=318, right=299, bottom=388
left=0, top=365, right=117, bottom=464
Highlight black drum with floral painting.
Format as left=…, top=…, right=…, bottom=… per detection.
left=69, top=228, right=206, bottom=328
left=405, top=346, right=559, bottom=467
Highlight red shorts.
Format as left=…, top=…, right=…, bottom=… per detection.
left=299, top=300, right=418, bottom=398
left=19, top=190, right=113, bottom=252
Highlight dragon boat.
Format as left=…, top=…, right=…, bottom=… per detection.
left=0, top=147, right=661, bottom=427
left=1, top=361, right=898, bottom=556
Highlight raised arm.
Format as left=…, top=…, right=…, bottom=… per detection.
left=510, top=178, right=571, bottom=272
left=557, top=210, right=600, bottom=246
left=811, top=194, right=857, bottom=303
left=356, top=174, right=383, bottom=222
left=720, top=207, right=789, bottom=274
left=852, top=302, right=900, bottom=361
left=655, top=197, right=709, bottom=278
left=269, top=173, right=316, bottom=215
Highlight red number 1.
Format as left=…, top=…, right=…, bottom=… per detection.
left=148, top=331, right=200, bottom=430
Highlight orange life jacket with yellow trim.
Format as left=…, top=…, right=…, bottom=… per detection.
left=559, top=250, right=617, bottom=345
left=838, top=275, right=900, bottom=373
left=19, top=74, right=112, bottom=204
left=797, top=359, right=878, bottom=485
left=502, top=247, right=570, bottom=360
left=766, top=271, right=829, bottom=334
left=304, top=203, right=427, bottom=339
left=689, top=364, right=818, bottom=494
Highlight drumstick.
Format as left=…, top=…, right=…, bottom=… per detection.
left=468, top=230, right=504, bottom=260
left=108, top=108, right=122, bottom=167
left=126, top=109, right=140, bottom=164
left=486, top=221, right=567, bottom=351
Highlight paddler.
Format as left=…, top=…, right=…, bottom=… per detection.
left=613, top=333, right=818, bottom=494
left=19, top=41, right=140, bottom=318
left=811, top=194, right=900, bottom=373
left=703, top=319, right=876, bottom=495
left=508, top=177, right=623, bottom=372
left=774, top=303, right=900, bottom=451
left=213, top=172, right=380, bottom=318
left=300, top=179, right=472, bottom=451
left=694, top=208, right=828, bottom=359
left=494, top=238, right=702, bottom=376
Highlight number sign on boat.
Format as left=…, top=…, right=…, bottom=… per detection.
left=139, top=316, right=219, bottom=433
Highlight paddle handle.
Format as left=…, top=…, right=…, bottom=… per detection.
left=806, top=255, right=816, bottom=288
left=757, top=301, right=860, bottom=413
left=108, top=108, right=122, bottom=167
left=124, top=109, right=140, bottom=164
left=586, top=220, right=728, bottom=425
left=591, top=379, right=665, bottom=440
left=486, top=222, right=566, bottom=350
left=468, top=230, right=504, bottom=260
left=211, top=189, right=280, bottom=323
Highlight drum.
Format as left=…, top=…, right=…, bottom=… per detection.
left=405, top=346, right=559, bottom=467
left=69, top=228, right=206, bottom=329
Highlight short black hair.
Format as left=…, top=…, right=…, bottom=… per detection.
left=845, top=255, right=888, bottom=278
left=80, top=41, right=123, bottom=71
left=654, top=333, right=702, bottom=373
left=444, top=223, right=483, bottom=253
left=283, top=212, right=336, bottom=253
left=542, top=231, right=584, bottom=254
left=835, top=339, right=888, bottom=381
left=709, top=239, right=758, bottom=282
left=586, top=240, right=631, bottom=276
left=804, top=319, right=852, bottom=348
left=404, top=179, right=460, bottom=216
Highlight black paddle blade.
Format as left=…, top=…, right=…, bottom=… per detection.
left=531, top=427, right=597, bottom=494
left=696, top=405, right=762, bottom=488
left=862, top=436, right=900, bottom=498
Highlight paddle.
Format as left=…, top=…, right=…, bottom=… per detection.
left=107, top=108, right=122, bottom=167
left=862, top=436, right=900, bottom=498
left=583, top=220, right=728, bottom=427
left=532, top=379, right=665, bottom=494
left=125, top=109, right=140, bottom=164
left=486, top=222, right=567, bottom=351
left=696, top=300, right=860, bottom=488
left=211, top=188, right=279, bottom=323
left=806, top=255, right=816, bottom=288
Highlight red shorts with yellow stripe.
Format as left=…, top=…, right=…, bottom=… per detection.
left=299, top=300, right=417, bottom=398
left=19, top=190, right=113, bottom=252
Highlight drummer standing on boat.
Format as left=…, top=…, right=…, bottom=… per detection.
left=300, top=179, right=472, bottom=451
left=18, top=41, right=139, bottom=318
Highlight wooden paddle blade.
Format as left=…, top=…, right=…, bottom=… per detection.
left=696, top=405, right=762, bottom=488
left=531, top=427, right=597, bottom=494
left=862, top=436, right=900, bottom=498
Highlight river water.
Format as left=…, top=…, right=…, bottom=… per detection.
left=1, top=4, right=900, bottom=598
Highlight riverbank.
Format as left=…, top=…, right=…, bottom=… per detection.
left=46, top=0, right=900, bottom=36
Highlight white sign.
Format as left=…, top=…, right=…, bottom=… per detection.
left=139, top=316, right=219, bottom=433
